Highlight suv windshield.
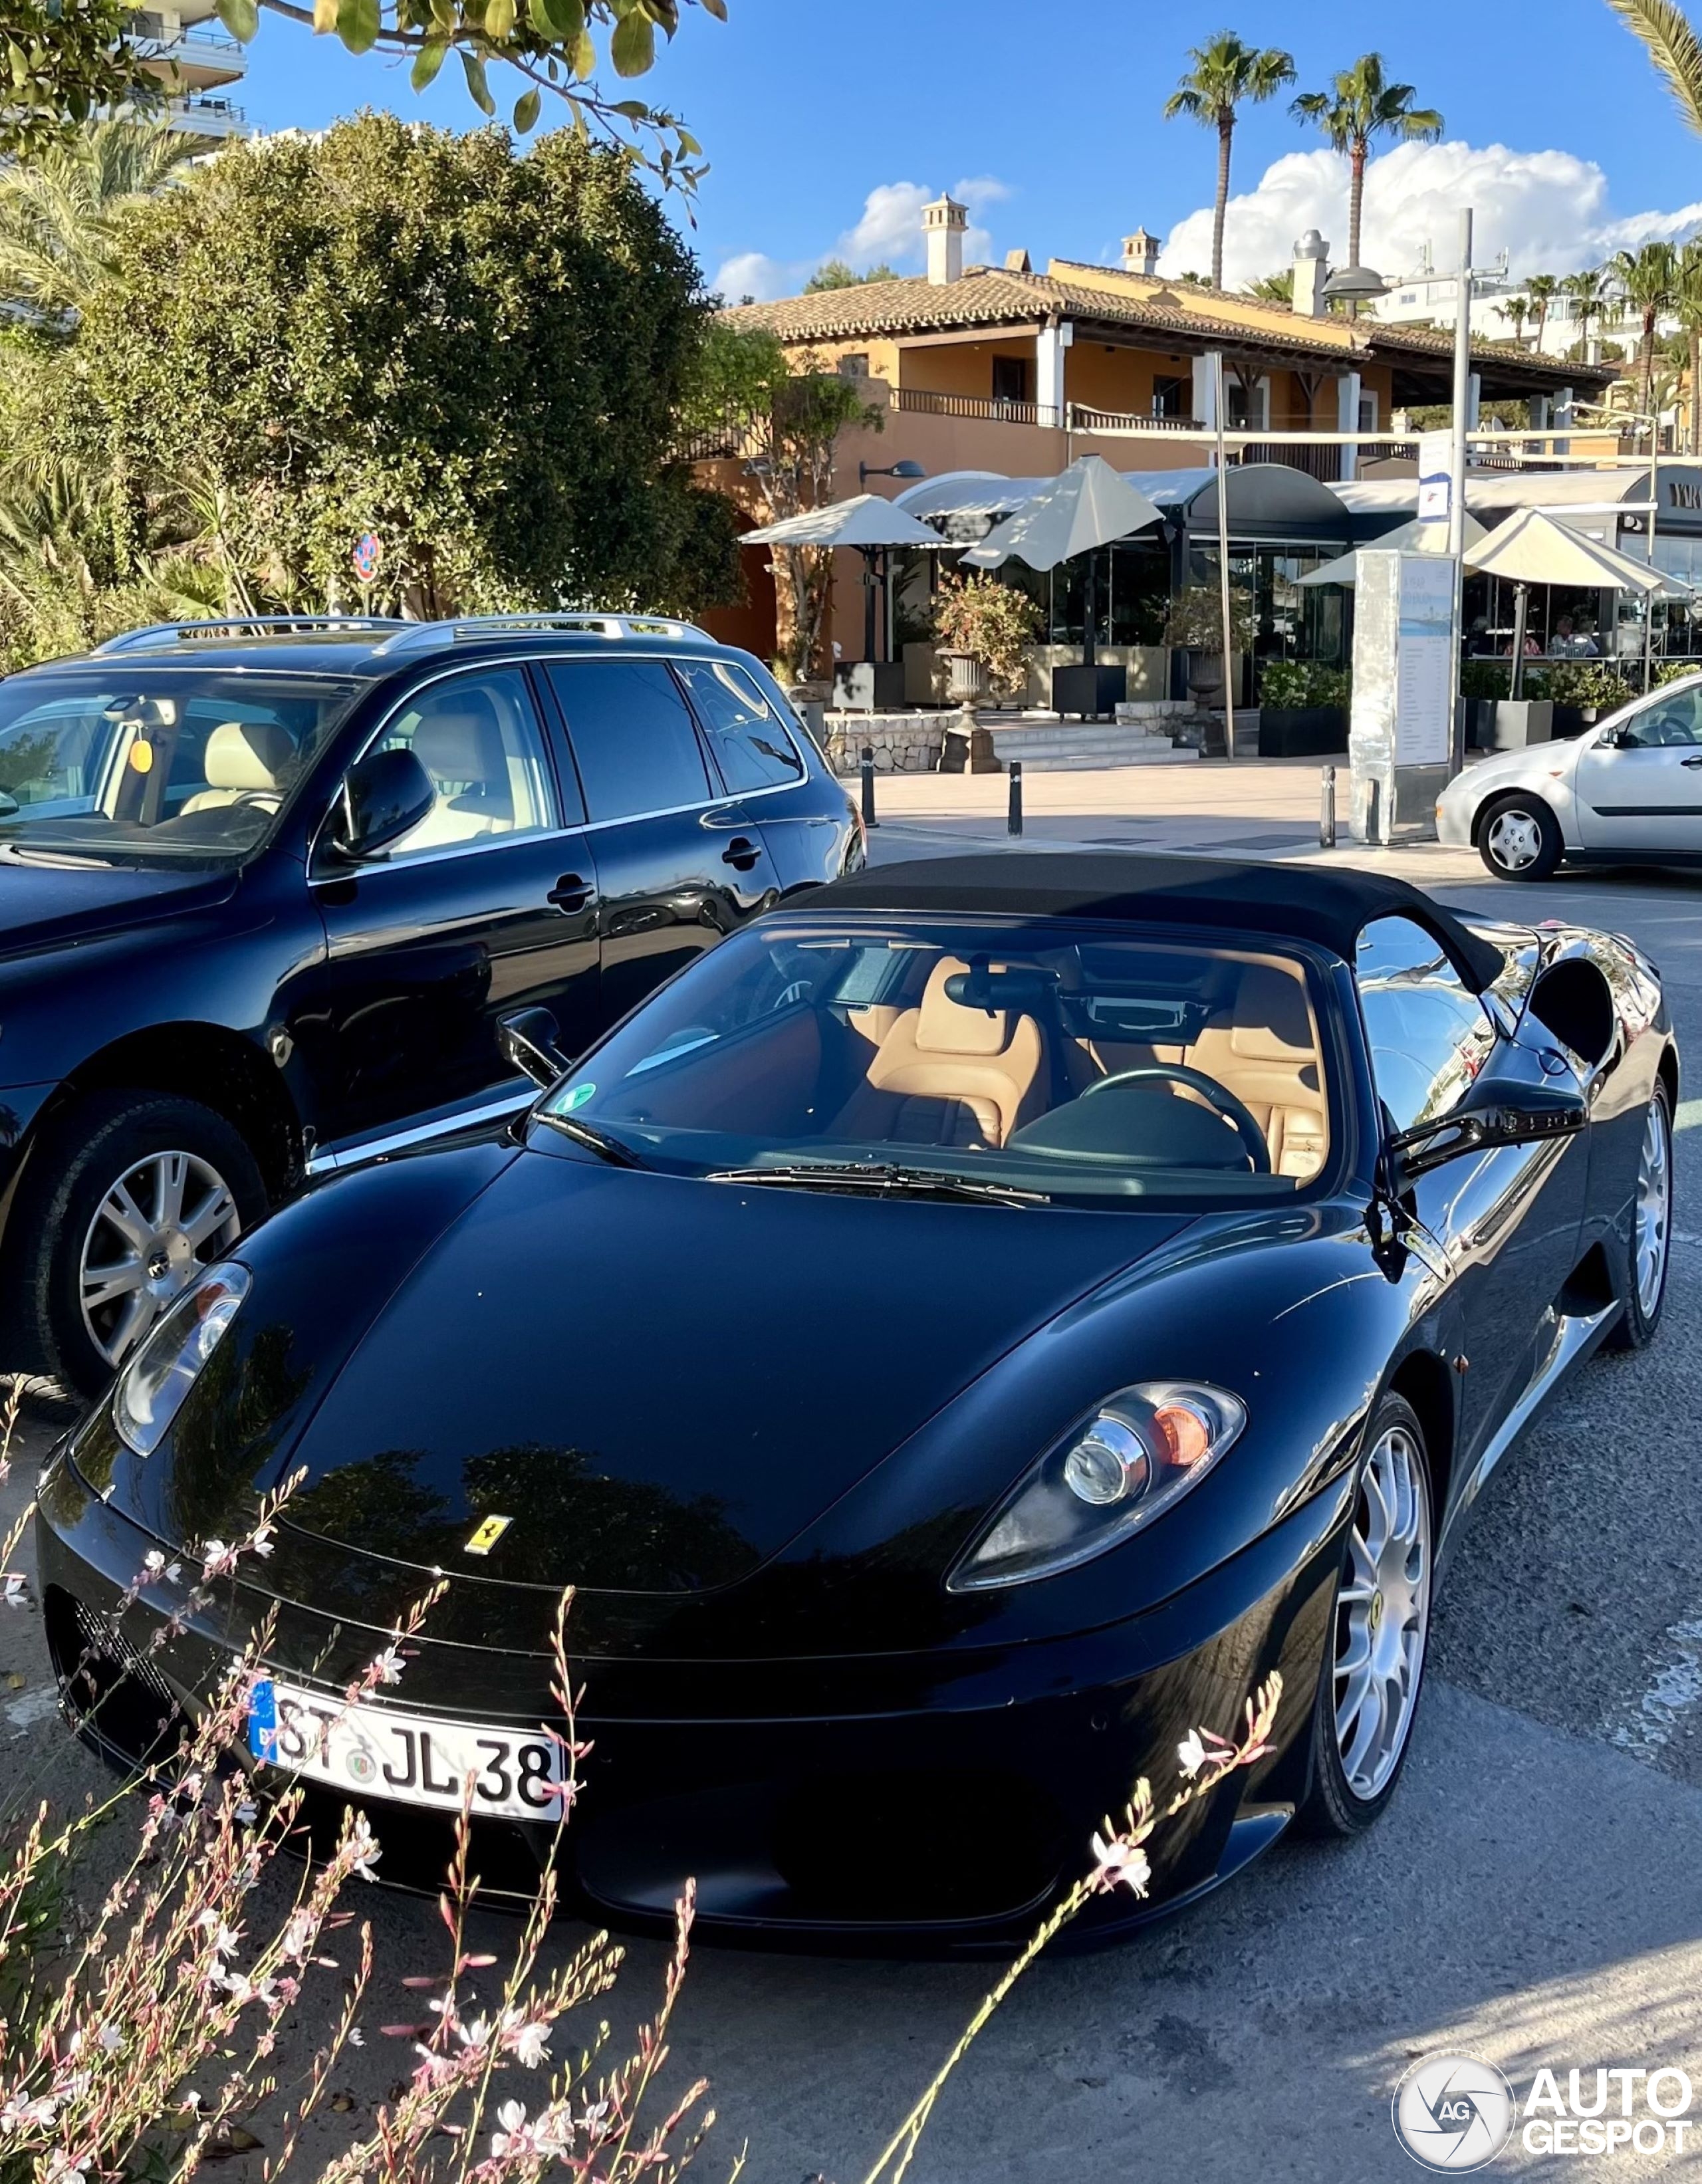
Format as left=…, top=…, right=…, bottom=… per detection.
left=537, top=915, right=1336, bottom=1206
left=0, top=671, right=357, bottom=863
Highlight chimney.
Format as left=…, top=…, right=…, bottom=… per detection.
left=1004, top=247, right=1032, bottom=274
left=923, top=195, right=967, bottom=285
left=1122, top=227, right=1159, bottom=279
left=1292, top=229, right=1330, bottom=317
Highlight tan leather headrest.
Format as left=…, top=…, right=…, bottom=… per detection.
left=413, top=706, right=495, bottom=782
left=915, top=957, right=1011, bottom=1056
left=203, top=719, right=295, bottom=792
left=1226, top=965, right=1314, bottom=1063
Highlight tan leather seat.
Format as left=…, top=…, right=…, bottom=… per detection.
left=180, top=720, right=295, bottom=813
left=1185, top=964, right=1328, bottom=1179
left=402, top=702, right=516, bottom=848
left=832, top=956, right=1044, bottom=1149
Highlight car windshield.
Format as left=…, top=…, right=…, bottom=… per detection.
left=0, top=670, right=358, bottom=863
left=537, top=915, right=1336, bottom=1206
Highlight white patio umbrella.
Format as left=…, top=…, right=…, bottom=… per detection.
left=1296, top=511, right=1489, bottom=586
left=959, top=455, right=1163, bottom=666
left=1463, top=507, right=1692, bottom=695
left=739, top=495, right=950, bottom=666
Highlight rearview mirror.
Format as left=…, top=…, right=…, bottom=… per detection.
left=325, top=747, right=435, bottom=862
left=499, top=1006, right=572, bottom=1090
left=1389, top=1077, right=1586, bottom=1182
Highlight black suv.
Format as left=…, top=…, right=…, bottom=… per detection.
left=0, top=613, right=861, bottom=1392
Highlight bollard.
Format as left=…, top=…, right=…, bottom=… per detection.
left=1007, top=759, right=1023, bottom=838
left=1319, top=765, right=1336, bottom=850
left=860, top=745, right=878, bottom=829
left=1366, top=775, right=1382, bottom=847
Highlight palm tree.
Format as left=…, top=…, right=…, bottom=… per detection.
left=1163, top=33, right=1297, bottom=290
left=1290, top=54, right=1444, bottom=297
left=1563, top=266, right=1608, bottom=361
left=1613, top=239, right=1681, bottom=445
left=1525, top=272, right=1559, bottom=350
left=1607, top=0, right=1702, bottom=136
left=1243, top=269, right=1292, bottom=303
left=1674, top=241, right=1702, bottom=454
left=0, top=117, right=195, bottom=329
left=1500, top=295, right=1529, bottom=344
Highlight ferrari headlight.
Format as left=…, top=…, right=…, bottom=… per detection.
left=948, top=1383, right=1245, bottom=1592
left=113, top=1263, right=250, bottom=1457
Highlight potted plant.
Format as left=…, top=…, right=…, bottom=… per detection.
left=1161, top=584, right=1257, bottom=709
left=1527, top=658, right=1638, bottom=739
left=931, top=573, right=1042, bottom=709
left=1459, top=658, right=1510, bottom=749
left=1257, top=660, right=1351, bottom=756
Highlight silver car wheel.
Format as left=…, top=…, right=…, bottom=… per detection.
left=1333, top=1424, right=1431, bottom=1801
left=1485, top=808, right=1541, bottom=873
left=1635, top=1094, right=1672, bottom=1318
left=79, top=1149, right=243, bottom=1369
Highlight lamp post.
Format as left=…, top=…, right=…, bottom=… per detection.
left=856, top=461, right=927, bottom=664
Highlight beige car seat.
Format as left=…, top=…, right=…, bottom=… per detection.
left=831, top=956, right=1044, bottom=1149
left=1184, top=963, right=1328, bottom=1178
left=180, top=720, right=296, bottom=814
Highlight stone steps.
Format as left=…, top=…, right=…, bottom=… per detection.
left=987, top=722, right=1198, bottom=771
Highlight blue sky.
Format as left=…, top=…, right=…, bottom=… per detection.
left=241, top=0, right=1702, bottom=294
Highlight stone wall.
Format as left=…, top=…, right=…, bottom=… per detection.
left=824, top=711, right=950, bottom=773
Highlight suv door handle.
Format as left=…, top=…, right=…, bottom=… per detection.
left=548, top=872, right=593, bottom=911
left=721, top=836, right=761, bottom=872
left=1681, top=755, right=1702, bottom=769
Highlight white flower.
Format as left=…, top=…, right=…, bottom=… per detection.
left=280, top=1909, right=315, bottom=1963
left=348, top=2026, right=364, bottom=2048
left=1177, top=1730, right=1208, bottom=1777
left=193, top=1910, right=241, bottom=1959
left=0, top=2088, right=61, bottom=2133
left=345, top=1813, right=381, bottom=1881
left=44, top=2152, right=86, bottom=2184
left=249, top=1524, right=275, bottom=1560
left=369, top=1645, right=405, bottom=1687
left=201, top=1538, right=237, bottom=1582
left=1089, top=1832, right=1152, bottom=1897
left=491, top=2100, right=534, bottom=2159
left=97, top=2024, right=123, bottom=2054
left=500, top=2010, right=551, bottom=2069
left=1, top=1571, right=25, bottom=1608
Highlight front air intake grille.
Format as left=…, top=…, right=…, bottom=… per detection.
left=45, top=1586, right=182, bottom=1770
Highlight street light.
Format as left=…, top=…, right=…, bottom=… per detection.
left=1321, top=262, right=1390, bottom=306
left=859, top=459, right=927, bottom=487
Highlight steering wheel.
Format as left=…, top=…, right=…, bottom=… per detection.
left=1081, top=1065, right=1271, bottom=1175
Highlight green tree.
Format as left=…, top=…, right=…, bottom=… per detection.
left=0, top=118, right=196, bottom=328
left=1564, top=265, right=1609, bottom=358
left=1525, top=271, right=1560, bottom=348
left=803, top=258, right=899, bottom=291
left=1612, top=238, right=1681, bottom=443
left=1674, top=241, right=1702, bottom=453
left=1607, top=0, right=1702, bottom=136
left=0, top=0, right=721, bottom=180
left=1290, top=54, right=1443, bottom=290
left=1500, top=295, right=1530, bottom=344
left=14, top=115, right=738, bottom=643
left=1163, top=33, right=1296, bottom=289
left=1243, top=268, right=1292, bottom=303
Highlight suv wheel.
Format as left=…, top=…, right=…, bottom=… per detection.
left=10, top=1090, right=267, bottom=1396
left=1478, top=794, right=1562, bottom=881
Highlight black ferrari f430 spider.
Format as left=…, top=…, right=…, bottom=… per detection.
left=37, top=854, right=1676, bottom=1945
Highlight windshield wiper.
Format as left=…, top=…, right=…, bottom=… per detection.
left=705, top=1161, right=1046, bottom=1207
left=535, top=1112, right=650, bottom=1169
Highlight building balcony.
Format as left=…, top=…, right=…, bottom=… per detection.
left=1066, top=404, right=1208, bottom=437
left=893, top=386, right=1063, bottom=429
left=140, top=29, right=246, bottom=88
left=166, top=90, right=249, bottom=136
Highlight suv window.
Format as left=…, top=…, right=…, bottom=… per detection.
left=1618, top=684, right=1702, bottom=747
left=373, top=669, right=559, bottom=858
left=675, top=660, right=805, bottom=791
left=548, top=660, right=711, bottom=821
left=1356, top=915, right=1497, bottom=1132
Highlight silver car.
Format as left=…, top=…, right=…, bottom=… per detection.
left=1437, top=670, right=1702, bottom=879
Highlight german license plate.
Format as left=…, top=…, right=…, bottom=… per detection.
left=246, top=1677, right=563, bottom=1822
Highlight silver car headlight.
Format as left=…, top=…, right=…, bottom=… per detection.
left=113, top=1263, right=251, bottom=1457
left=947, top=1383, right=1246, bottom=1592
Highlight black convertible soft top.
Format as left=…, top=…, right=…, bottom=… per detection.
left=819, top=852, right=1506, bottom=993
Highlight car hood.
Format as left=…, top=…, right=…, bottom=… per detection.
left=0, top=846, right=239, bottom=956
left=271, top=1150, right=1198, bottom=1596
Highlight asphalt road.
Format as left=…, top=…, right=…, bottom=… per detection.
left=4, top=846, right=1702, bottom=2182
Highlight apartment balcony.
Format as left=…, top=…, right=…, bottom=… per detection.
left=893, top=387, right=1063, bottom=429
left=1066, top=404, right=1208, bottom=437
left=134, top=13, right=247, bottom=87
left=166, top=90, right=249, bottom=136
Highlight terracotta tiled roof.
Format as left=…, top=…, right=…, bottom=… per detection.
left=1365, top=320, right=1616, bottom=386
left=717, top=267, right=1357, bottom=361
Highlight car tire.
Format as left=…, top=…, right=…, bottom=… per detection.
left=1606, top=1079, right=1673, bottom=1351
left=8, top=1089, right=267, bottom=1397
left=1477, top=793, right=1563, bottom=882
left=1297, top=1393, right=1433, bottom=1838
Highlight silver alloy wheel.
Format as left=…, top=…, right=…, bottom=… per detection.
left=1635, top=1094, right=1673, bottom=1318
left=78, top=1149, right=243, bottom=1369
left=1333, top=1425, right=1431, bottom=1801
left=1485, top=807, right=1541, bottom=873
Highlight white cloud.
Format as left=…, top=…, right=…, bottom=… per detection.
left=710, top=174, right=1012, bottom=303
left=1159, top=139, right=1702, bottom=291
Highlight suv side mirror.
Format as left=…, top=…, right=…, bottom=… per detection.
left=499, top=1006, right=572, bottom=1090
left=325, top=748, right=435, bottom=862
left=1388, top=1076, right=1586, bottom=1183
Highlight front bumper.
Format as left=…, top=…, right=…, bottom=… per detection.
left=35, top=1445, right=1347, bottom=1951
left=1435, top=787, right=1474, bottom=849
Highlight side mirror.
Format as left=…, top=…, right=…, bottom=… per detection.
left=325, top=748, right=435, bottom=862
left=1389, top=1077, right=1587, bottom=1183
left=499, top=1006, right=572, bottom=1090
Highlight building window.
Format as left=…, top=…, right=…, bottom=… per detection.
left=1152, top=373, right=1187, bottom=419
left=1358, top=391, right=1380, bottom=433
left=991, top=356, right=1032, bottom=405
left=1225, top=378, right=1269, bottom=431
left=837, top=353, right=870, bottom=378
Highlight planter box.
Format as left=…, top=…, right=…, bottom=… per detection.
left=1052, top=663, right=1128, bottom=718
left=903, top=642, right=947, bottom=705
left=1484, top=699, right=1554, bottom=751
left=1257, top=705, right=1348, bottom=758
left=1022, top=644, right=1167, bottom=709
left=832, top=661, right=907, bottom=711
left=1463, top=698, right=1500, bottom=751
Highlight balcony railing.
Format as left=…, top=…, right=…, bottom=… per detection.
left=1067, top=404, right=1208, bottom=435
left=893, top=387, right=1062, bottom=428
left=1243, top=439, right=1342, bottom=482
left=671, top=410, right=765, bottom=463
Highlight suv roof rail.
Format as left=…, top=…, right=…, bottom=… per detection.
left=373, top=612, right=713, bottom=654
left=94, top=615, right=410, bottom=655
